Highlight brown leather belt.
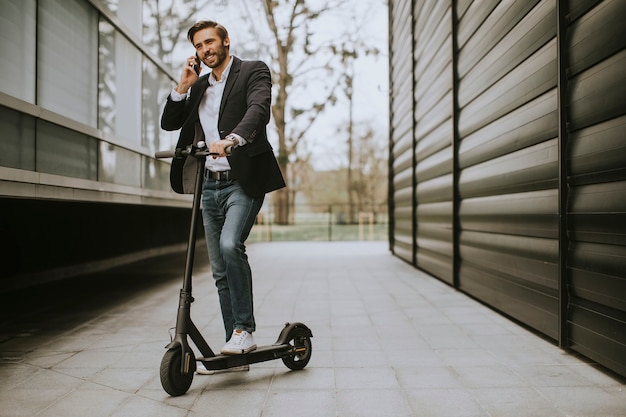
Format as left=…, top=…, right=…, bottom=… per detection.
left=205, top=169, right=233, bottom=181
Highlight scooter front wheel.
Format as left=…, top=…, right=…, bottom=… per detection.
left=160, top=347, right=195, bottom=396
left=282, top=328, right=312, bottom=370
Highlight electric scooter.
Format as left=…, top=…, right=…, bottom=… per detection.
left=155, top=142, right=313, bottom=396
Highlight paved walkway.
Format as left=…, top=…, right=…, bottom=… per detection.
left=1, top=241, right=625, bottom=417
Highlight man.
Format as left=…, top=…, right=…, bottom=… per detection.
left=161, top=21, right=285, bottom=363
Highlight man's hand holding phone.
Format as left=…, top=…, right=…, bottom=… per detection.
left=175, top=54, right=201, bottom=94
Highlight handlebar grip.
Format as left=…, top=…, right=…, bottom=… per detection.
left=155, top=150, right=176, bottom=159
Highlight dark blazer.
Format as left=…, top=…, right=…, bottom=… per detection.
left=161, top=56, right=285, bottom=197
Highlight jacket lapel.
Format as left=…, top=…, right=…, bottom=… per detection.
left=188, top=75, right=210, bottom=121
left=219, top=57, right=241, bottom=121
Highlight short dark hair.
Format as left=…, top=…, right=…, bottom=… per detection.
left=187, top=20, right=229, bottom=44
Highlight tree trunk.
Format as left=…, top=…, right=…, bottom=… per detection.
left=263, top=0, right=291, bottom=225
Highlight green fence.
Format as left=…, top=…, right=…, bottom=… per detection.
left=248, top=203, right=388, bottom=242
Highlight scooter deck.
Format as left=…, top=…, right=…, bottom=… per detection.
left=197, top=343, right=294, bottom=371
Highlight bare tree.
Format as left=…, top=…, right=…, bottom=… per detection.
left=298, top=121, right=387, bottom=214
left=334, top=16, right=381, bottom=223
left=261, top=0, right=346, bottom=224
left=351, top=123, right=388, bottom=213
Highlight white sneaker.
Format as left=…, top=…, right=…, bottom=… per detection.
left=221, top=329, right=257, bottom=355
left=196, top=362, right=250, bottom=375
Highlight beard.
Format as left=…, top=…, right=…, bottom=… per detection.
left=203, top=43, right=228, bottom=69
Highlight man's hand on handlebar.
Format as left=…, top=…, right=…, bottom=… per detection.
left=155, top=139, right=232, bottom=160
left=209, top=139, right=234, bottom=158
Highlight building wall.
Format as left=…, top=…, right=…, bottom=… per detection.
left=0, top=0, right=192, bottom=286
left=388, top=0, right=626, bottom=377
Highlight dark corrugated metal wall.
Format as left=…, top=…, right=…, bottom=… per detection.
left=388, top=0, right=626, bottom=377
left=565, top=0, right=626, bottom=378
left=457, top=0, right=561, bottom=340
left=389, top=0, right=416, bottom=264
left=413, top=1, right=455, bottom=285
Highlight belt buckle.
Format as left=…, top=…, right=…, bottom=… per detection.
left=208, top=170, right=230, bottom=181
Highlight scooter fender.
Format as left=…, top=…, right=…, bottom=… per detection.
left=164, top=340, right=180, bottom=350
left=275, top=322, right=313, bottom=345
left=164, top=332, right=191, bottom=352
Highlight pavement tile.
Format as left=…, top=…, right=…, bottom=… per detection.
left=109, top=395, right=189, bottom=417
left=336, top=389, right=413, bottom=417
left=0, top=388, right=68, bottom=417
left=190, top=388, right=268, bottom=417
left=395, top=366, right=464, bottom=390
left=454, top=364, right=528, bottom=388
left=436, top=348, right=498, bottom=367
left=263, top=390, right=336, bottom=417
left=335, top=367, right=401, bottom=389
left=40, top=387, right=131, bottom=417
left=537, top=386, right=626, bottom=417
left=470, top=387, right=565, bottom=417
left=404, top=388, right=486, bottom=417
left=385, top=347, right=447, bottom=368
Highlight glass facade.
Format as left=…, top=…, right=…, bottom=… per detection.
left=0, top=0, right=177, bottom=195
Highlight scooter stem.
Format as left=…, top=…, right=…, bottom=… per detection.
left=181, top=155, right=206, bottom=293
left=174, top=154, right=206, bottom=374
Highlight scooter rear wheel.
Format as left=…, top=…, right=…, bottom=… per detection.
left=282, top=328, right=312, bottom=370
left=160, top=347, right=195, bottom=396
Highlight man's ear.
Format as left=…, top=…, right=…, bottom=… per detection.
left=224, top=37, right=230, bottom=47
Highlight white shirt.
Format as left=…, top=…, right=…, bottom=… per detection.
left=170, top=56, right=244, bottom=172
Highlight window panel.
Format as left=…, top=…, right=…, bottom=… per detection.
left=101, top=0, right=143, bottom=38
left=144, top=157, right=171, bottom=191
left=99, top=143, right=141, bottom=187
left=142, top=58, right=177, bottom=153
left=38, top=0, right=98, bottom=127
left=37, top=120, right=98, bottom=180
left=0, top=106, right=36, bottom=170
left=98, top=19, right=142, bottom=145
left=0, top=0, right=36, bottom=102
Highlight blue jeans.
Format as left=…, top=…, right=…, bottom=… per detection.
left=201, top=176, right=263, bottom=341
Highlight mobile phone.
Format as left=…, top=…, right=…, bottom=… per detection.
left=193, top=55, right=201, bottom=75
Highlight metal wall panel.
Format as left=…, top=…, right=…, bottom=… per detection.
left=412, top=1, right=455, bottom=284
left=389, top=0, right=415, bottom=263
left=457, top=0, right=560, bottom=337
left=565, top=0, right=626, bottom=377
